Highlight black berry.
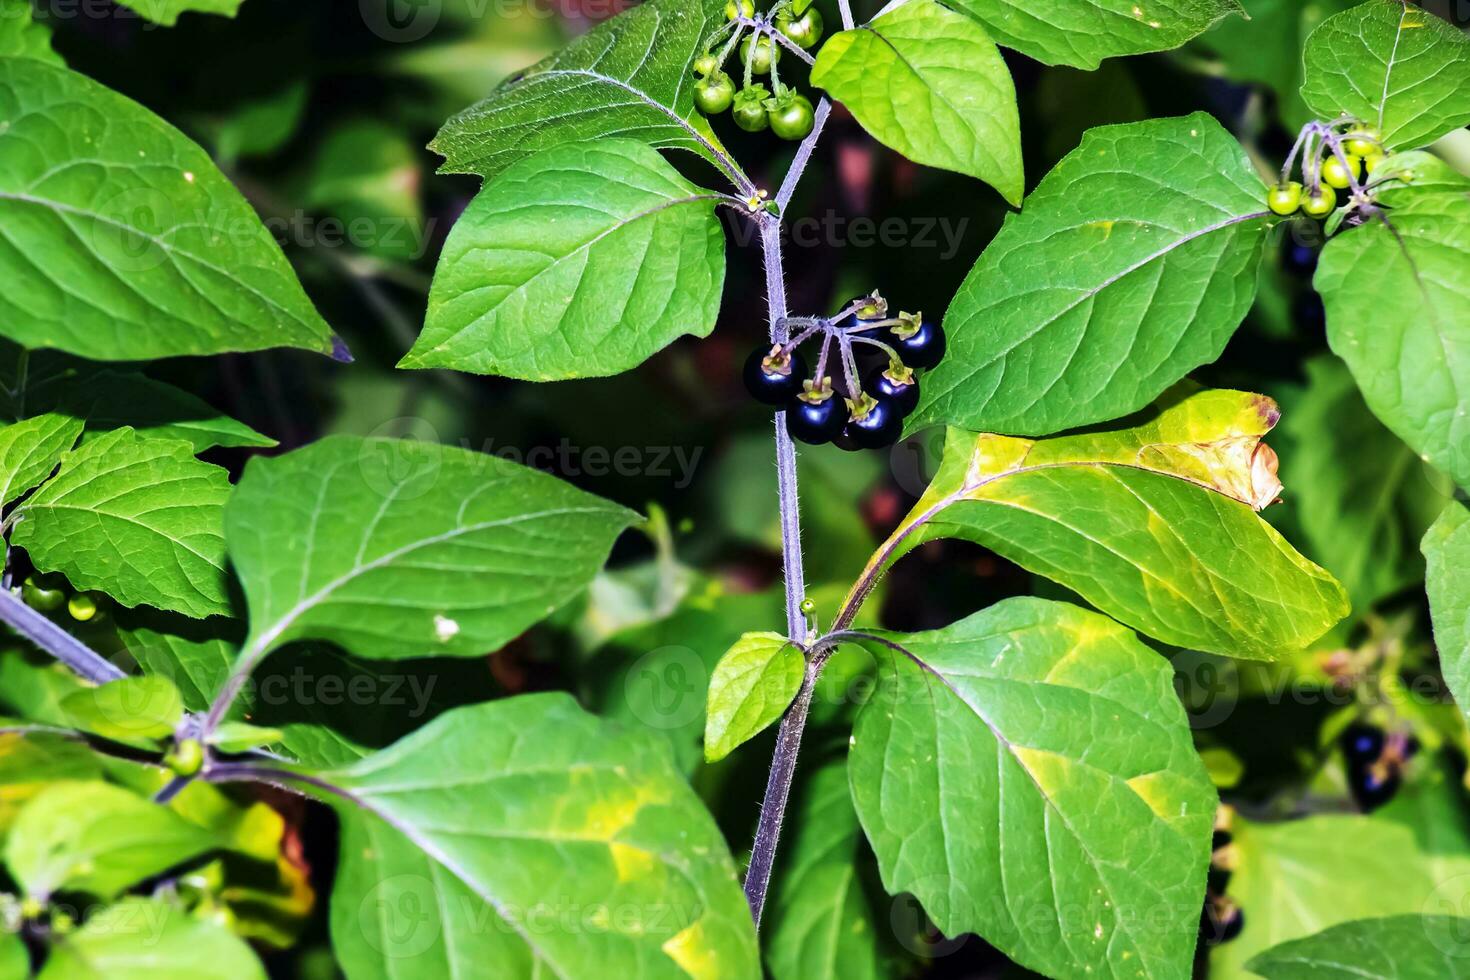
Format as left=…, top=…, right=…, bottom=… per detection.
left=786, top=396, right=845, bottom=445
left=866, top=366, right=920, bottom=416
left=889, top=319, right=946, bottom=370
left=1201, top=901, right=1244, bottom=946
left=1340, top=723, right=1384, bottom=766
left=1350, top=765, right=1400, bottom=812
left=845, top=397, right=903, bottom=450
left=744, top=347, right=807, bottom=406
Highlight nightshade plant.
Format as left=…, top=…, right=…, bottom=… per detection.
left=1, top=0, right=1469, bottom=977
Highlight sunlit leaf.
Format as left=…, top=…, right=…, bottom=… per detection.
left=703, top=631, right=803, bottom=763
left=38, top=898, right=266, bottom=979
left=1248, top=915, right=1470, bottom=979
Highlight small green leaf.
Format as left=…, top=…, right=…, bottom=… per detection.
left=1317, top=185, right=1470, bottom=492
left=1425, top=501, right=1470, bottom=732
left=1301, top=0, right=1470, bottom=150
left=207, top=721, right=284, bottom=754
left=1281, top=356, right=1450, bottom=611
left=60, top=676, right=184, bottom=746
left=403, top=139, right=725, bottom=380
left=911, top=114, right=1269, bottom=436
left=811, top=0, right=1022, bottom=205
left=1248, top=915, right=1470, bottom=978
left=226, top=436, right=638, bottom=664
left=431, top=0, right=731, bottom=181
left=113, top=0, right=245, bottom=27
left=38, top=898, right=267, bottom=979
left=6, top=781, right=217, bottom=900
left=0, top=413, right=82, bottom=507
left=48, top=371, right=275, bottom=452
left=870, top=386, right=1348, bottom=658
left=703, top=631, right=803, bottom=763
left=848, top=597, right=1216, bottom=979
left=0, top=0, right=62, bottom=64
left=0, top=58, right=336, bottom=361
left=947, top=0, right=1244, bottom=69
left=319, top=694, right=760, bottom=978
left=13, top=429, right=232, bottom=619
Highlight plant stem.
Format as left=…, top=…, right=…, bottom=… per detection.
left=0, top=585, right=125, bottom=685
left=743, top=654, right=820, bottom=926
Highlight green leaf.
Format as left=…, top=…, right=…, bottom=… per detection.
left=116, top=616, right=238, bottom=718
left=6, top=781, right=217, bottom=900
left=0, top=732, right=103, bottom=835
left=38, top=898, right=267, bottom=979
left=0, top=648, right=90, bottom=728
left=12, top=429, right=232, bottom=619
left=0, top=0, right=61, bottom=64
left=207, top=721, right=284, bottom=754
left=0, top=930, right=26, bottom=980
left=320, top=694, right=759, bottom=979
left=226, top=435, right=638, bottom=664
left=112, top=0, right=245, bottom=27
left=1301, top=0, right=1470, bottom=151
left=1209, top=803, right=1470, bottom=976
left=703, top=631, right=803, bottom=763
left=431, top=0, right=731, bottom=181
left=1425, top=501, right=1470, bottom=732
left=403, top=139, right=725, bottom=380
left=59, top=676, right=184, bottom=747
left=48, top=371, right=275, bottom=452
left=871, top=387, right=1347, bottom=658
left=911, top=113, right=1269, bottom=436
left=766, top=759, right=893, bottom=980
left=1317, top=182, right=1470, bottom=492
left=0, top=413, right=82, bottom=507
left=301, top=119, right=425, bottom=264
left=1281, top=356, right=1450, bottom=611
left=947, top=0, right=1244, bottom=69
left=0, top=58, right=336, bottom=361
left=847, top=597, right=1216, bottom=979
left=811, top=0, right=1022, bottom=205
left=1248, top=915, right=1470, bottom=979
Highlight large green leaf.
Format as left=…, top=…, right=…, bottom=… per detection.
left=765, top=758, right=893, bottom=980
left=847, top=597, right=1216, bottom=979
left=402, top=139, right=725, bottom=380
left=0, top=413, right=81, bottom=507
left=1425, top=501, right=1470, bottom=731
left=6, top=780, right=217, bottom=900
left=1281, top=356, right=1450, bottom=611
left=38, top=898, right=267, bottom=979
left=1210, top=795, right=1470, bottom=977
left=1317, top=176, right=1470, bottom=492
left=114, top=0, right=245, bottom=27
left=226, top=436, right=638, bottom=665
left=0, top=732, right=103, bottom=835
left=911, top=114, right=1269, bottom=436
left=947, top=0, right=1244, bottom=69
left=431, top=0, right=731, bottom=181
left=868, top=387, right=1347, bottom=658
left=0, top=0, right=61, bottom=64
left=1248, top=915, right=1470, bottom=979
left=811, top=0, right=1022, bottom=205
left=1301, top=0, right=1470, bottom=151
left=12, top=429, right=232, bottom=619
left=703, top=631, right=803, bottom=763
left=319, top=694, right=759, bottom=979
left=0, top=59, right=336, bottom=361
left=59, top=675, right=184, bottom=747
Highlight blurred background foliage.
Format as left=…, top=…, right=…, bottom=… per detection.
left=13, top=0, right=1470, bottom=976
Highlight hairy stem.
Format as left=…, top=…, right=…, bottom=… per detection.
left=0, top=585, right=125, bottom=685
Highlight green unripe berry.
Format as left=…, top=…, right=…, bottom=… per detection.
left=1344, top=128, right=1380, bottom=158
left=800, top=598, right=817, bottom=615
left=1321, top=155, right=1357, bottom=190
left=1302, top=185, right=1338, bottom=219
left=22, top=574, right=66, bottom=612
left=68, top=592, right=100, bottom=622
left=693, top=53, right=720, bottom=77
left=741, top=35, right=780, bottom=75
left=165, top=738, right=205, bottom=777
left=725, top=0, right=754, bottom=20
left=1267, top=181, right=1303, bottom=216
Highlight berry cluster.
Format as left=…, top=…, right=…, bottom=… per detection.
left=17, top=572, right=106, bottom=623
left=744, top=292, right=946, bottom=451
left=1200, top=809, right=1244, bottom=947
left=1339, top=721, right=1417, bottom=812
left=693, top=1, right=823, bottom=141
left=1267, top=121, right=1387, bottom=221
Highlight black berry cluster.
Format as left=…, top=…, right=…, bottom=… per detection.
left=1339, top=721, right=1417, bottom=812
left=1200, top=810, right=1244, bottom=947
left=692, top=1, right=823, bottom=141
left=744, top=292, right=947, bottom=452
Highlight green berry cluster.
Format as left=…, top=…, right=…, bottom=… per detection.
left=1267, top=123, right=1387, bottom=220
left=693, top=1, right=824, bottom=141
left=17, top=572, right=107, bottom=623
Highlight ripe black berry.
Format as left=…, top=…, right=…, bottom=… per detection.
left=1340, top=723, right=1384, bottom=766
left=744, top=346, right=807, bottom=406
left=786, top=396, right=845, bottom=445
left=1350, top=765, right=1400, bottom=812
left=866, top=366, right=919, bottom=416
left=890, top=320, right=946, bottom=370
left=845, top=397, right=903, bottom=450
left=1201, top=901, right=1244, bottom=945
